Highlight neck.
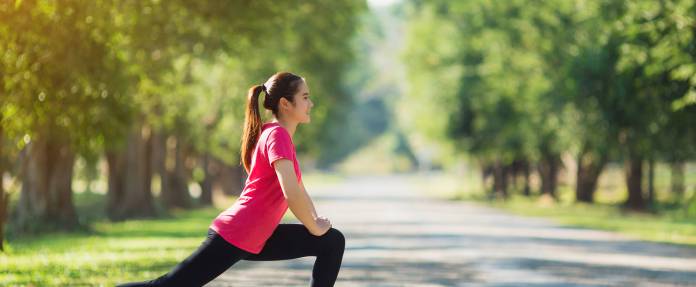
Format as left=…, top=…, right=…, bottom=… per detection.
left=271, top=116, right=298, bottom=138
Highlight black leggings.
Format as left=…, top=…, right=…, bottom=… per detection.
left=117, top=224, right=345, bottom=287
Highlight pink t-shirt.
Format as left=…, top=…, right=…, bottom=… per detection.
left=210, top=122, right=302, bottom=254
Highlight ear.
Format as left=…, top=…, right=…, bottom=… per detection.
left=279, top=97, right=292, bottom=110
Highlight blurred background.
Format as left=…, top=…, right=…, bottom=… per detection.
left=1, top=0, right=695, bottom=285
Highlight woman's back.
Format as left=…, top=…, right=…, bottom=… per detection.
left=210, top=122, right=301, bottom=254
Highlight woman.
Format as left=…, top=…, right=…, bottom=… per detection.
left=118, top=72, right=345, bottom=287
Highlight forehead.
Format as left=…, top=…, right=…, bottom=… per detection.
left=297, top=80, right=309, bottom=93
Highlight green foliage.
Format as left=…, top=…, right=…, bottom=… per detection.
left=402, top=1, right=565, bottom=166
left=315, top=8, right=395, bottom=168
left=613, top=0, right=696, bottom=159
left=0, top=0, right=133, bottom=157
left=1, top=0, right=368, bottom=166
left=402, top=0, right=695, bottom=179
left=284, top=2, right=369, bottom=166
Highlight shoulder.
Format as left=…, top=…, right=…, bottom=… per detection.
left=264, top=126, right=292, bottom=144
left=266, top=125, right=290, bottom=138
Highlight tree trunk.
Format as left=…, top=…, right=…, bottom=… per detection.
left=171, top=135, right=191, bottom=208
left=0, top=127, right=6, bottom=251
left=492, top=160, right=508, bottom=198
left=198, top=153, right=213, bottom=206
left=670, top=161, right=685, bottom=199
left=647, top=158, right=655, bottom=206
left=157, top=134, right=191, bottom=209
left=106, top=122, right=156, bottom=220
left=624, top=154, right=645, bottom=210
left=198, top=107, right=224, bottom=206
left=211, top=157, right=245, bottom=197
left=0, top=126, right=5, bottom=251
left=514, top=159, right=531, bottom=196
left=538, top=153, right=560, bottom=199
left=151, top=131, right=170, bottom=202
left=0, top=181, right=6, bottom=252
left=575, top=148, right=607, bottom=203
left=481, top=164, right=493, bottom=196
left=523, top=163, right=531, bottom=196
left=16, top=136, right=78, bottom=231
left=510, top=159, right=529, bottom=196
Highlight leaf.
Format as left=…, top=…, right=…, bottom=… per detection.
left=671, top=64, right=696, bottom=81
left=671, top=89, right=696, bottom=111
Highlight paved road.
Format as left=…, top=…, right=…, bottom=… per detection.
left=209, top=174, right=696, bottom=287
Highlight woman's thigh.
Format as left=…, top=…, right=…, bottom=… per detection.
left=245, top=224, right=344, bottom=261
left=162, top=229, right=250, bottom=284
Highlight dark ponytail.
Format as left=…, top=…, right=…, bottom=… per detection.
left=241, top=85, right=265, bottom=173
left=240, top=72, right=304, bottom=173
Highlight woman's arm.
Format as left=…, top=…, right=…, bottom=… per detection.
left=300, top=180, right=319, bottom=219
left=273, top=159, right=330, bottom=236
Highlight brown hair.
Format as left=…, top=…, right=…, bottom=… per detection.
left=240, top=72, right=304, bottom=173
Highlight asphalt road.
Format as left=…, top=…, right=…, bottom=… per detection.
left=209, top=174, right=696, bottom=287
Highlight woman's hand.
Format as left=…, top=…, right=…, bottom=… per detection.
left=312, top=216, right=332, bottom=236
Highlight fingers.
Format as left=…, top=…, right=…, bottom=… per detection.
left=322, top=218, right=332, bottom=226
left=316, top=216, right=332, bottom=229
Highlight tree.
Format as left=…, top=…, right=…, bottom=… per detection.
left=2, top=0, right=368, bottom=227
left=403, top=1, right=555, bottom=198
left=104, top=0, right=367, bottom=213
left=1, top=0, right=132, bottom=229
left=610, top=0, right=696, bottom=209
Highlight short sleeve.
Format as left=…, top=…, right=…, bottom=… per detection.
left=266, top=128, right=294, bottom=165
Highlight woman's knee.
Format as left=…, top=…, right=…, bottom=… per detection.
left=322, top=228, right=345, bottom=250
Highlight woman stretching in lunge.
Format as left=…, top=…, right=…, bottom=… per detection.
left=118, top=72, right=345, bottom=287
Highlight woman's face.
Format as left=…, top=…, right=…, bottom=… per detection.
left=280, top=80, right=314, bottom=124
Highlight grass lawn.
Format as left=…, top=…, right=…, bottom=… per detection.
left=1, top=167, right=693, bottom=286
left=0, top=194, right=301, bottom=287
left=484, top=193, right=696, bottom=247
left=0, top=172, right=343, bottom=287
left=0, top=170, right=338, bottom=286
left=1, top=207, right=220, bottom=287
left=418, top=162, right=696, bottom=248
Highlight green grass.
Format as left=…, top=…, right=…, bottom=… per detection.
left=0, top=167, right=334, bottom=287
left=0, top=192, right=299, bottom=287
left=437, top=162, right=696, bottom=248
left=0, top=207, right=219, bottom=286
left=1, top=164, right=693, bottom=286
left=483, top=193, right=696, bottom=247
